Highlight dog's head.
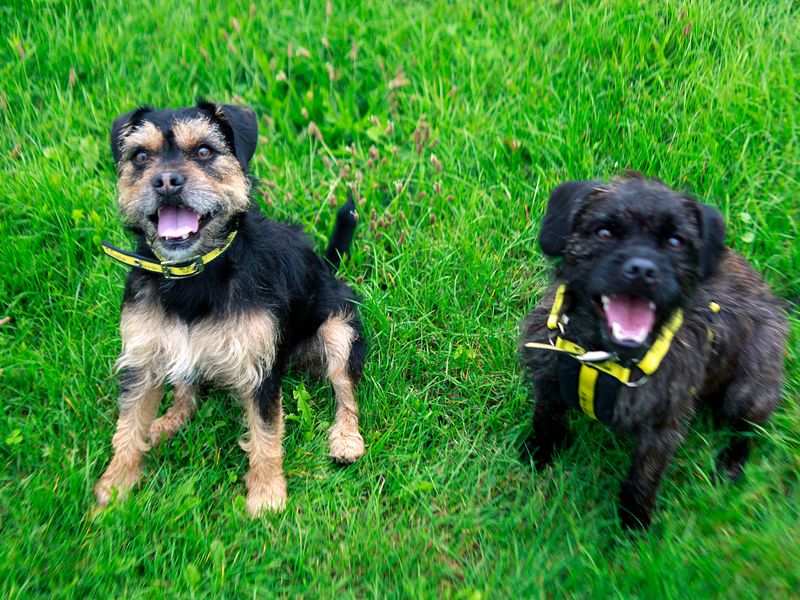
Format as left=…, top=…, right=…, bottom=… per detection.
left=110, top=102, right=258, bottom=260
left=539, top=174, right=725, bottom=353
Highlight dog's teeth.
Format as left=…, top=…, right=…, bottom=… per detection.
left=649, top=301, right=655, bottom=311
left=610, top=322, right=649, bottom=344
left=601, top=295, right=610, bottom=310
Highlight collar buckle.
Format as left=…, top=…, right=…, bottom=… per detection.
left=161, top=256, right=204, bottom=279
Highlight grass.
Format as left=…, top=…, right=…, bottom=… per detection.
left=1, top=0, right=798, bottom=596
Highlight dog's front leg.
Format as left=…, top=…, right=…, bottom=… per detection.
left=240, top=373, right=287, bottom=516
left=95, top=368, right=163, bottom=507
left=619, top=427, right=684, bottom=530
left=521, top=377, right=571, bottom=469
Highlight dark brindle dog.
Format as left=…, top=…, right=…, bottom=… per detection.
left=519, top=173, right=787, bottom=530
left=95, top=103, right=366, bottom=516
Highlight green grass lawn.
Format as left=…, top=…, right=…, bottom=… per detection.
left=2, top=0, right=798, bottom=596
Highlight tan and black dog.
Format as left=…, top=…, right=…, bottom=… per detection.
left=520, top=173, right=788, bottom=530
left=95, top=103, right=366, bottom=516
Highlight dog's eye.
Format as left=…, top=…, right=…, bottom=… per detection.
left=595, top=227, right=614, bottom=241
left=195, top=146, right=213, bottom=159
left=133, top=151, right=149, bottom=164
left=665, top=235, right=683, bottom=249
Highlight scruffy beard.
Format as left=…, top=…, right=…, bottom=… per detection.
left=122, top=193, right=243, bottom=261
left=117, top=165, right=251, bottom=261
left=145, top=207, right=237, bottom=261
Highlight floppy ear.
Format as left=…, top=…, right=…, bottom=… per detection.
left=199, top=102, right=258, bottom=171
left=539, top=180, right=600, bottom=257
left=697, top=202, right=726, bottom=280
left=110, top=106, right=151, bottom=163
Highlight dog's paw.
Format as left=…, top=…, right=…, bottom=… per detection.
left=519, top=436, right=548, bottom=467
left=519, top=435, right=558, bottom=471
left=713, top=457, right=746, bottom=484
left=618, top=486, right=654, bottom=532
left=93, top=464, right=141, bottom=508
left=714, top=440, right=750, bottom=483
left=245, top=476, right=287, bottom=516
left=148, top=416, right=177, bottom=447
left=328, top=426, right=365, bottom=465
left=619, top=505, right=652, bottom=532
left=93, top=482, right=115, bottom=508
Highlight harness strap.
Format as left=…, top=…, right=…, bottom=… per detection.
left=529, top=284, right=688, bottom=384
left=101, top=229, right=238, bottom=279
left=525, top=284, right=719, bottom=422
left=637, top=309, right=683, bottom=375
left=526, top=338, right=633, bottom=382
left=578, top=365, right=599, bottom=419
left=547, top=284, right=566, bottom=330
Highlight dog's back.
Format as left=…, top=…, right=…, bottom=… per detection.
left=689, top=249, right=787, bottom=425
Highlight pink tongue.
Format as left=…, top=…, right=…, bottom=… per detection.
left=604, top=296, right=656, bottom=342
left=157, top=205, right=199, bottom=238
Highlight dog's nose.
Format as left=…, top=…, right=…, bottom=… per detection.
left=623, top=257, right=659, bottom=285
left=151, top=172, right=186, bottom=197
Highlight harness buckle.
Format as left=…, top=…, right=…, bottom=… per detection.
left=161, top=256, right=204, bottom=279
left=575, top=350, right=617, bottom=363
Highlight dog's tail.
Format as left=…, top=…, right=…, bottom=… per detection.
left=324, top=191, right=357, bottom=271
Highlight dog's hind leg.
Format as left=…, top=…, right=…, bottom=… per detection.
left=148, top=381, right=197, bottom=446
left=241, top=373, right=287, bottom=516
left=94, top=368, right=163, bottom=507
left=714, top=329, right=784, bottom=481
left=320, top=313, right=366, bottom=464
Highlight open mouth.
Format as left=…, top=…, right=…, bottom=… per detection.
left=151, top=205, right=209, bottom=245
left=599, top=295, right=657, bottom=347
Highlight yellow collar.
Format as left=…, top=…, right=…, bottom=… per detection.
left=101, top=229, right=238, bottom=279
left=525, top=284, right=685, bottom=387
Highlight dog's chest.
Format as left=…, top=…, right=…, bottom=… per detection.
left=556, top=355, right=622, bottom=425
left=117, top=305, right=278, bottom=394
left=555, top=355, right=666, bottom=428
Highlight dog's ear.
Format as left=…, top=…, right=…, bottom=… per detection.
left=539, top=180, right=600, bottom=257
left=199, top=102, right=258, bottom=171
left=218, top=104, right=258, bottom=169
left=110, top=106, right=151, bottom=163
left=697, top=201, right=726, bottom=280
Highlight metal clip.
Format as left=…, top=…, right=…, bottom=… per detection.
left=622, top=374, right=650, bottom=388
left=575, top=350, right=616, bottom=363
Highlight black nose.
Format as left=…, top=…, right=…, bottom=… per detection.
left=151, top=172, right=186, bottom=197
left=623, top=257, right=659, bottom=285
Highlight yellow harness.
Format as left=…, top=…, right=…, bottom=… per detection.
left=524, top=285, right=705, bottom=421
left=101, top=229, right=238, bottom=280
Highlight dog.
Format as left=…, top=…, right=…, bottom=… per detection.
left=94, top=103, right=366, bottom=516
left=519, top=173, right=788, bottom=530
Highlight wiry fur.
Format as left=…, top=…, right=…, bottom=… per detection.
left=95, top=103, right=366, bottom=516
left=148, top=381, right=196, bottom=446
left=519, top=175, right=788, bottom=530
